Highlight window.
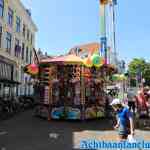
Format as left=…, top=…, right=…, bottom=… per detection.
left=16, top=16, right=21, bottom=32
left=0, top=0, right=4, bottom=17
left=75, top=48, right=82, bottom=56
left=22, top=43, right=25, bottom=60
left=24, top=77, right=27, bottom=95
left=7, top=8, right=13, bottom=26
left=30, top=50, right=32, bottom=64
left=0, top=83, right=2, bottom=97
left=26, top=46, right=28, bottom=63
left=27, top=29, right=30, bottom=40
left=23, top=24, right=25, bottom=37
left=30, top=33, right=33, bottom=45
left=6, top=32, right=12, bottom=53
left=21, top=67, right=24, bottom=85
left=14, top=38, right=20, bottom=57
left=0, top=26, right=2, bottom=48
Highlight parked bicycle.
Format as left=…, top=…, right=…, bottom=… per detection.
left=0, top=96, right=36, bottom=120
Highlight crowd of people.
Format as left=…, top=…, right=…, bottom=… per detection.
left=107, top=85, right=150, bottom=118
left=109, top=85, right=150, bottom=141
left=126, top=86, right=150, bottom=117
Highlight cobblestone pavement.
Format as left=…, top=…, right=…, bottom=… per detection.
left=0, top=110, right=149, bottom=150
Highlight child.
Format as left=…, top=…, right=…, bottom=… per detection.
left=110, top=99, right=134, bottom=140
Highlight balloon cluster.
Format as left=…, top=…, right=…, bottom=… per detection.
left=24, top=64, right=39, bottom=76
left=83, top=54, right=105, bottom=68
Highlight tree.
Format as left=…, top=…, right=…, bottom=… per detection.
left=128, top=58, right=146, bottom=77
left=143, top=63, right=150, bottom=85
left=128, top=58, right=150, bottom=86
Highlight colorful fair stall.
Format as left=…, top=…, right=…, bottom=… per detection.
left=25, top=54, right=116, bottom=120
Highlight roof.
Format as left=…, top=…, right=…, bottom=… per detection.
left=41, top=55, right=83, bottom=64
left=18, top=0, right=38, bottom=32
left=0, top=79, right=20, bottom=84
left=69, top=42, right=100, bottom=56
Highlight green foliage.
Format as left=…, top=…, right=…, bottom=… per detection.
left=128, top=58, right=146, bottom=77
left=130, top=79, right=136, bottom=87
left=143, top=63, right=150, bottom=85
left=128, top=58, right=150, bottom=85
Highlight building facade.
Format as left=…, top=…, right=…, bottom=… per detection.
left=108, top=50, right=126, bottom=73
left=69, top=42, right=125, bottom=74
left=0, top=0, right=37, bottom=98
left=37, top=48, right=52, bottom=61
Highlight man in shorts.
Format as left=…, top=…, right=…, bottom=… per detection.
left=110, top=99, right=134, bottom=140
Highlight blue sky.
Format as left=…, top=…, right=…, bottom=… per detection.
left=21, top=0, right=150, bottom=62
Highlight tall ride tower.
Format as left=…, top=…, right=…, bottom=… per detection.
left=99, top=0, right=117, bottom=64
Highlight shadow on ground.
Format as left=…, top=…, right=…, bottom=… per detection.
left=0, top=110, right=116, bottom=150
left=0, top=110, right=149, bottom=150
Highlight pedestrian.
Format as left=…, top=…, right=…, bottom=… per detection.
left=110, top=98, right=134, bottom=141
left=147, top=90, right=150, bottom=106
left=137, top=87, right=149, bottom=117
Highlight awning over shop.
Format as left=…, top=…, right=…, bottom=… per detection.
left=41, top=55, right=83, bottom=65
left=0, top=79, right=20, bottom=85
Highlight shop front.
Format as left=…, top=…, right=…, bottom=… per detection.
left=0, top=56, right=20, bottom=99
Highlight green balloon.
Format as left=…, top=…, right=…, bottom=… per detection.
left=91, top=54, right=101, bottom=65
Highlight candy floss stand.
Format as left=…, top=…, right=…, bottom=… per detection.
left=34, top=54, right=116, bottom=120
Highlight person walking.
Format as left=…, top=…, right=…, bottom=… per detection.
left=110, top=99, right=134, bottom=141
left=136, top=87, right=149, bottom=117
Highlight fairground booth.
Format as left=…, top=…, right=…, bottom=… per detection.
left=25, top=53, right=116, bottom=120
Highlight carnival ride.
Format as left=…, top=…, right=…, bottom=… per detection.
left=99, top=0, right=117, bottom=64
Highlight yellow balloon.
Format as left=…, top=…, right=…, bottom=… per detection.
left=83, top=58, right=93, bottom=67
left=94, top=63, right=103, bottom=68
